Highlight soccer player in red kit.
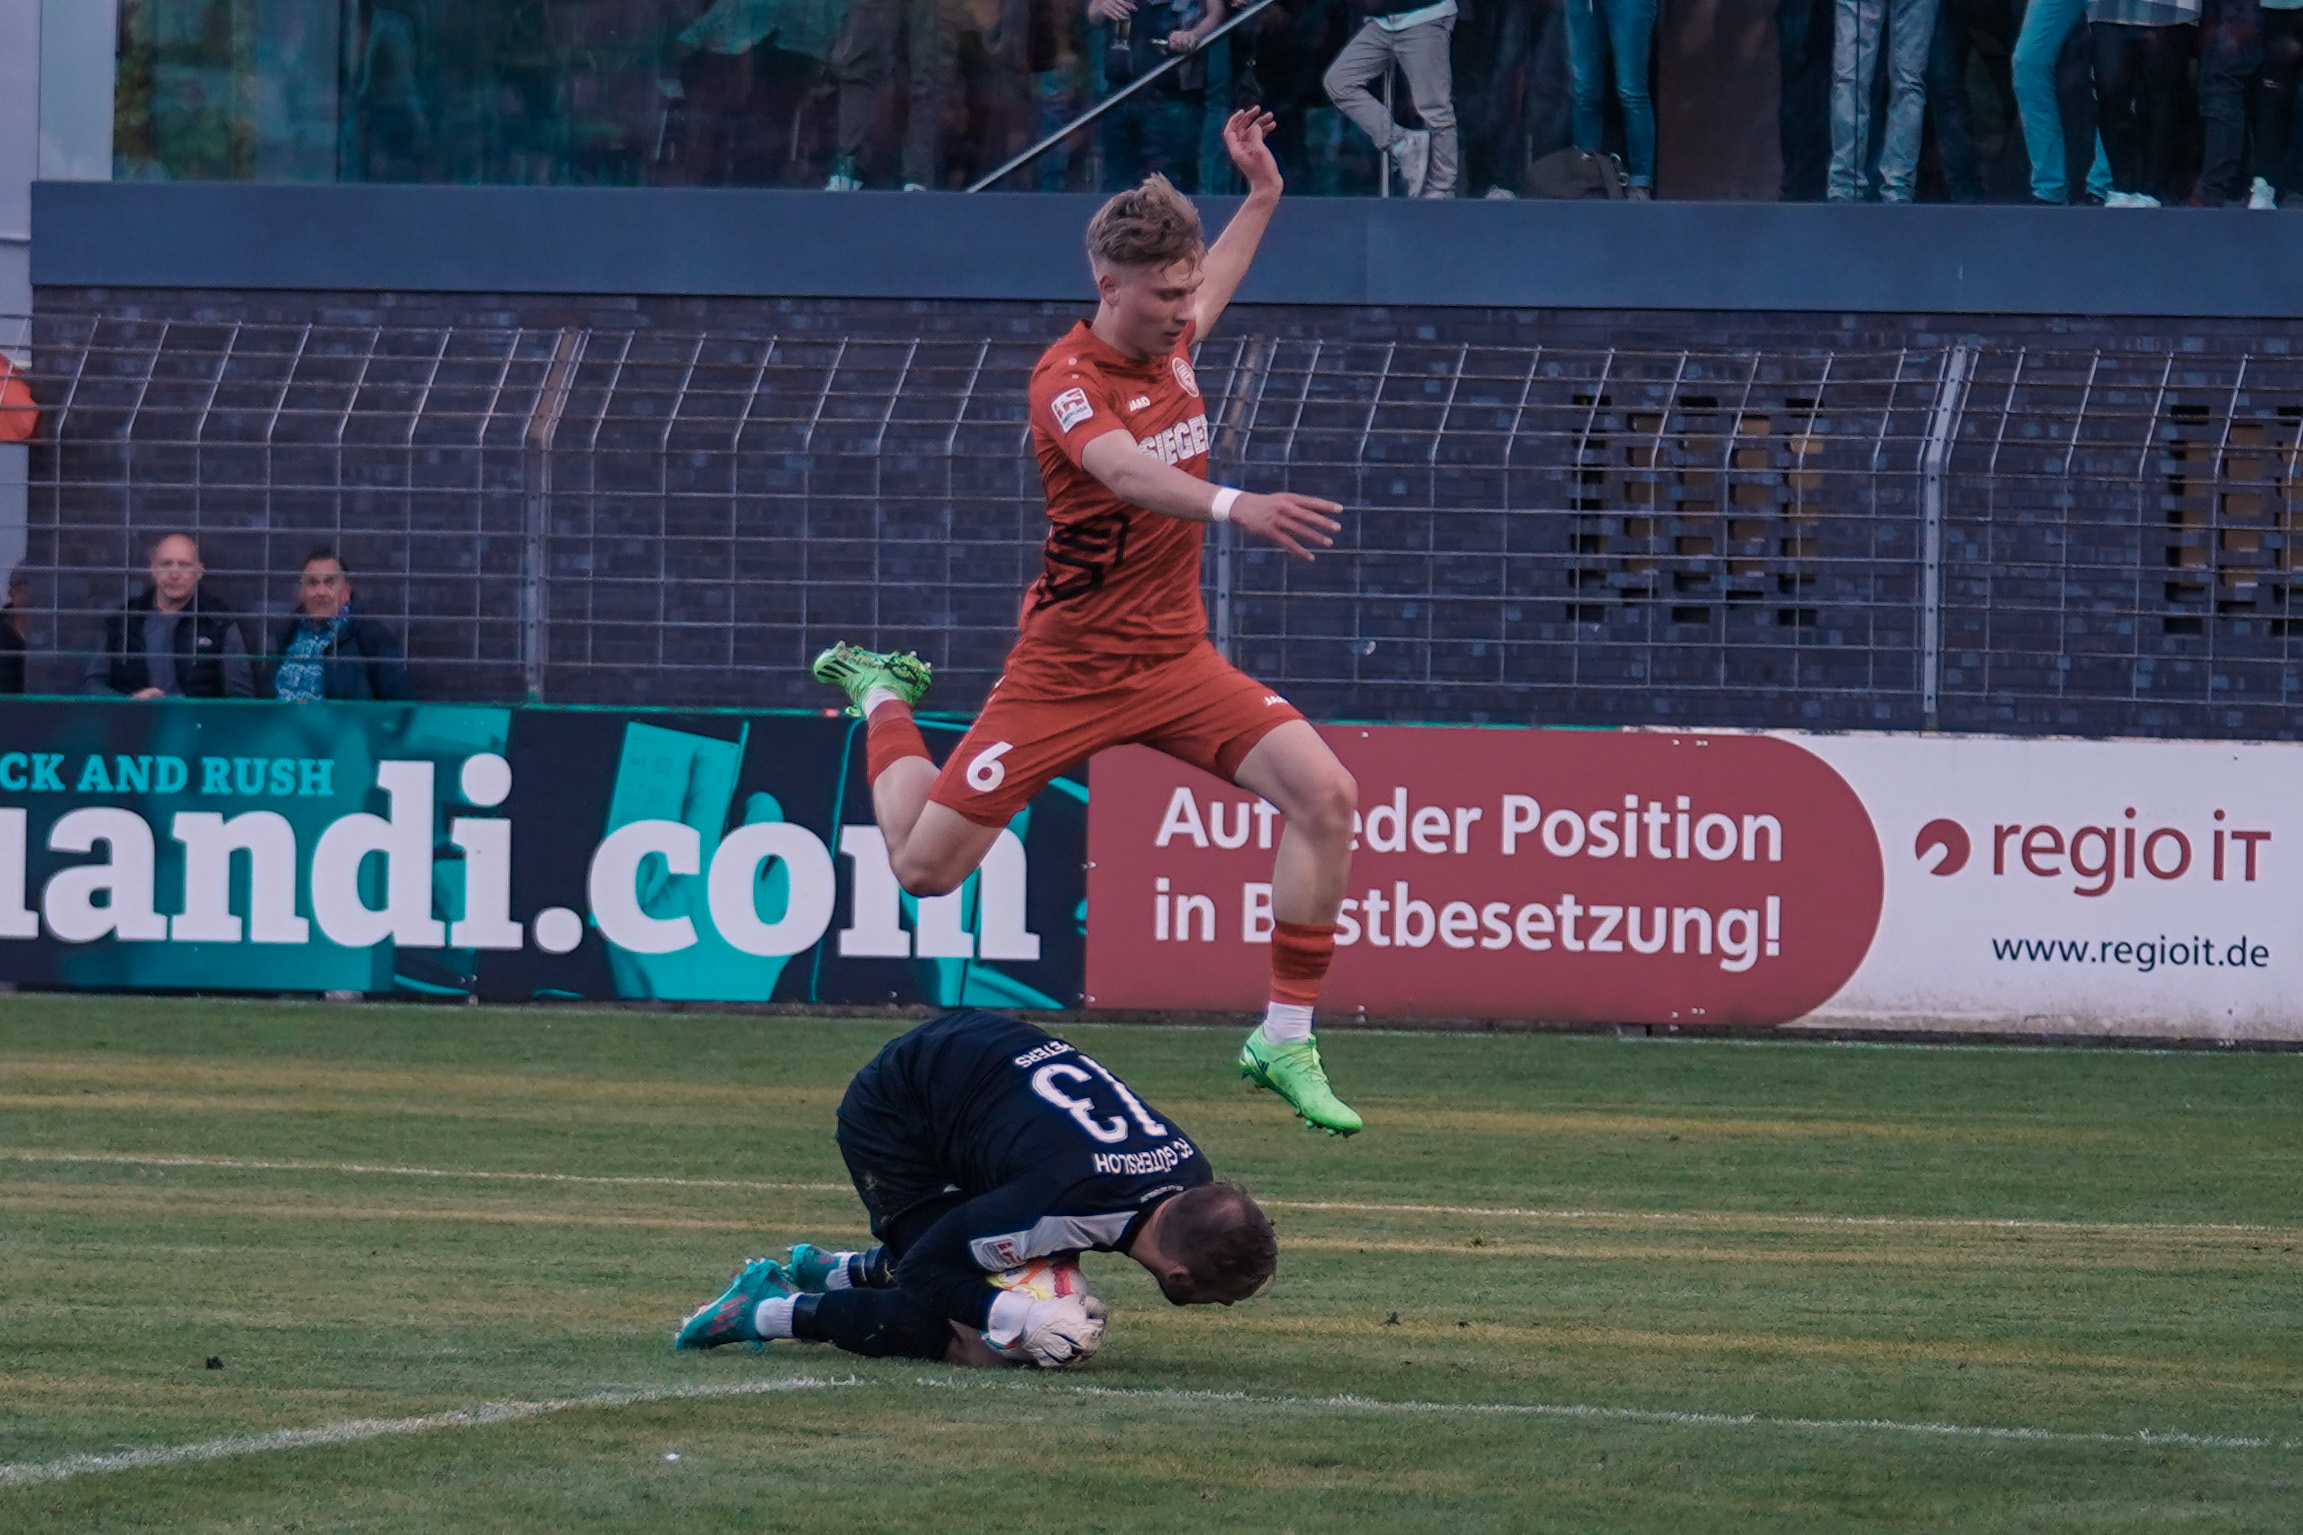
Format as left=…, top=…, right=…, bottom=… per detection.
left=813, top=110, right=1362, bottom=1134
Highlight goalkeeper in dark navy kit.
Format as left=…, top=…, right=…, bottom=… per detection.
left=673, top=1010, right=1278, bottom=1368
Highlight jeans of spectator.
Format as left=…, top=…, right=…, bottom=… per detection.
left=1095, top=29, right=1232, bottom=193
left=2090, top=20, right=2193, bottom=197
left=1323, top=16, right=1460, bottom=196
left=1565, top=0, right=1660, bottom=185
left=1780, top=0, right=1837, bottom=198
left=1102, top=87, right=1210, bottom=190
left=2261, top=6, right=2303, bottom=199
left=2012, top=0, right=2114, bottom=199
left=2198, top=0, right=2263, bottom=201
left=1925, top=0, right=1986, bottom=198
left=832, top=0, right=953, bottom=185
left=1830, top=0, right=1940, bottom=198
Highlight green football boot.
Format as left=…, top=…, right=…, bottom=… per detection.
left=672, top=1257, right=794, bottom=1350
left=810, top=642, right=933, bottom=717
left=1238, top=1029, right=1363, bottom=1136
left=784, top=1242, right=849, bottom=1294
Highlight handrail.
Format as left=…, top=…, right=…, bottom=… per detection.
left=965, top=0, right=1287, bottom=193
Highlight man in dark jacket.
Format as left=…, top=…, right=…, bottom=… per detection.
left=84, top=534, right=257, bottom=699
left=269, top=548, right=414, bottom=702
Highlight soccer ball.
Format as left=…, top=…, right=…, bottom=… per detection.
left=987, top=1254, right=1090, bottom=1303
left=981, top=1255, right=1092, bottom=1362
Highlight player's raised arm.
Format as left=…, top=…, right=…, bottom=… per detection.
left=1192, top=109, right=1282, bottom=342
left=1079, top=429, right=1341, bottom=560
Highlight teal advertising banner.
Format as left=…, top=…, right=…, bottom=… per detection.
left=0, top=700, right=1084, bottom=1006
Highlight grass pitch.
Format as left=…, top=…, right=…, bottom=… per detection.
left=1, top=997, right=2298, bottom=1533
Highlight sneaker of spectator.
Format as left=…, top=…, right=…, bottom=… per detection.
left=827, top=155, right=864, bottom=191
left=2251, top=176, right=2280, bottom=208
left=2102, top=190, right=2162, bottom=206
left=1392, top=127, right=1432, bottom=196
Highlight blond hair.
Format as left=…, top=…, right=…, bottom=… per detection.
left=1085, top=175, right=1205, bottom=273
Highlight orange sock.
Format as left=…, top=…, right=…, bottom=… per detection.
left=864, top=704, right=930, bottom=784
left=1268, top=920, right=1337, bottom=1007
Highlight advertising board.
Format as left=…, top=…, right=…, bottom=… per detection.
left=1084, top=726, right=2300, bottom=1041
left=0, top=700, right=1084, bottom=1007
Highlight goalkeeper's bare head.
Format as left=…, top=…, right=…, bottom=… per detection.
left=1128, top=1179, right=1278, bottom=1306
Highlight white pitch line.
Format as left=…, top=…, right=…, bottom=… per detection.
left=0, top=1376, right=862, bottom=1489
left=1261, top=1199, right=2298, bottom=1238
left=6, top=1149, right=2287, bottom=1238
left=0, top=1150, right=849, bottom=1195
left=9, top=1372, right=2287, bottom=1491
left=918, top=1378, right=2299, bottom=1454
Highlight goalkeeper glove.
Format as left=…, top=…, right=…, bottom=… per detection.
left=986, top=1291, right=1107, bottom=1368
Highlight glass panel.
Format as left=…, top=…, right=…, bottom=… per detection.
left=110, top=0, right=2268, bottom=203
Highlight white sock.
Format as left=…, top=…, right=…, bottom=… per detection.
left=753, top=1295, right=798, bottom=1339
left=1259, top=1002, right=1314, bottom=1043
left=822, top=1255, right=859, bottom=1291
left=860, top=687, right=905, bottom=719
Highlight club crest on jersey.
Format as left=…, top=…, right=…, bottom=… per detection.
left=1169, top=355, right=1200, bottom=397
left=1051, top=386, right=1095, bottom=433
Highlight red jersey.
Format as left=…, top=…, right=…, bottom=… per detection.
left=1020, top=319, right=1212, bottom=662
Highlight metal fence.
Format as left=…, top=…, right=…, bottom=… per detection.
left=16, top=312, right=2303, bottom=737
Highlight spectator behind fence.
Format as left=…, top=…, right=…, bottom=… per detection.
left=1565, top=0, right=1660, bottom=197
left=1323, top=0, right=1460, bottom=197
left=269, top=549, right=413, bottom=703
left=0, top=570, right=27, bottom=695
left=2013, top=0, right=2116, bottom=202
left=85, top=534, right=255, bottom=700
left=827, top=0, right=1027, bottom=189
left=2264, top=0, right=2303, bottom=205
left=2090, top=0, right=2200, bottom=204
left=1092, top=0, right=1236, bottom=193
left=2198, top=0, right=2265, bottom=204
left=1830, top=0, right=1941, bottom=200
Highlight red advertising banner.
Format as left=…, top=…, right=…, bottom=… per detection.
left=1086, top=726, right=1884, bottom=1025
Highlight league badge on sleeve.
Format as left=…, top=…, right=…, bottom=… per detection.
left=1052, top=387, right=1095, bottom=433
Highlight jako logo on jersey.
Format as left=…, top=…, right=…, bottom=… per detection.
left=1137, top=413, right=1211, bottom=466
left=1127, top=395, right=1151, bottom=411
left=1170, top=355, right=1200, bottom=397
left=1051, top=387, right=1095, bottom=433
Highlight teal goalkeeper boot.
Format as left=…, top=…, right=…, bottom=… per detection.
left=784, top=1242, right=848, bottom=1294
left=810, top=642, right=933, bottom=717
left=673, top=1257, right=794, bottom=1350
left=1239, top=1029, right=1363, bottom=1136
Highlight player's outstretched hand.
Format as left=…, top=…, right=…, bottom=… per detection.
left=1231, top=491, right=1342, bottom=561
left=1222, top=109, right=1282, bottom=198
left=1017, top=1293, right=1106, bottom=1368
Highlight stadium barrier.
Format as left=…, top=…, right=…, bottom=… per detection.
left=1089, top=725, right=2301, bottom=1043
left=0, top=699, right=1082, bottom=1008
left=5, top=699, right=2293, bottom=1040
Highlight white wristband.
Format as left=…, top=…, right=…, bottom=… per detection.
left=1210, top=487, right=1243, bottom=523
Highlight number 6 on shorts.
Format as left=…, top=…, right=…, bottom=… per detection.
left=966, top=741, right=1014, bottom=792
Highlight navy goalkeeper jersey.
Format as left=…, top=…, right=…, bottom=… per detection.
left=840, top=1010, right=1212, bottom=1329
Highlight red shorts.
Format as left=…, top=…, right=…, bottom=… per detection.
left=929, top=641, right=1303, bottom=826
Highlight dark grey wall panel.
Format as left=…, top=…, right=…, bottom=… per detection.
left=33, top=181, right=2303, bottom=317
